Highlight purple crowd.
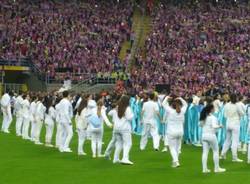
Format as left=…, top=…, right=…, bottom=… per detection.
left=0, top=0, right=133, bottom=81
left=131, top=2, right=249, bottom=96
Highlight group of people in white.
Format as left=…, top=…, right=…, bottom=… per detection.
left=1, top=90, right=250, bottom=173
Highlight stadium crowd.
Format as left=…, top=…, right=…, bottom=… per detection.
left=0, top=0, right=133, bottom=81
left=131, top=2, right=250, bottom=95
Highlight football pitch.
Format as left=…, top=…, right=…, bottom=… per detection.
left=0, top=119, right=250, bottom=184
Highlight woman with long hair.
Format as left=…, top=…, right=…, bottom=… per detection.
left=162, top=96, right=187, bottom=168
left=200, top=104, right=226, bottom=173
left=108, top=95, right=134, bottom=164
left=44, top=99, right=56, bottom=147
left=75, top=96, right=88, bottom=155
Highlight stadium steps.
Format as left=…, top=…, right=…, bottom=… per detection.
left=119, top=5, right=141, bottom=62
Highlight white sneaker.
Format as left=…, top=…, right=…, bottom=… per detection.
left=203, top=169, right=211, bottom=173
left=98, top=154, right=105, bottom=158
left=232, top=158, right=243, bottom=162
left=63, top=148, right=72, bottom=153
left=162, top=147, right=168, bottom=152
left=247, top=160, right=250, bottom=164
left=3, top=130, right=10, bottom=134
left=78, top=152, right=87, bottom=156
left=172, top=162, right=179, bottom=168
left=35, top=141, right=43, bottom=145
left=215, top=168, right=226, bottom=173
left=113, top=159, right=120, bottom=164
left=121, top=159, right=134, bottom=165
left=92, top=155, right=96, bottom=158
left=45, top=144, right=54, bottom=147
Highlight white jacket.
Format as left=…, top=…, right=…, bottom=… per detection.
left=58, top=98, right=73, bottom=124
left=22, top=99, right=30, bottom=119
left=162, top=97, right=187, bottom=136
left=45, top=107, right=56, bottom=126
left=224, top=102, right=245, bottom=123
left=75, top=108, right=88, bottom=130
left=35, top=101, right=46, bottom=121
left=109, top=107, right=133, bottom=133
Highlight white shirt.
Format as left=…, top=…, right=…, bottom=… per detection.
left=201, top=114, right=220, bottom=135
left=162, top=97, right=187, bottom=136
left=22, top=99, right=30, bottom=119
left=1, top=93, right=11, bottom=108
left=224, top=102, right=245, bottom=123
left=35, top=101, right=46, bottom=121
left=14, top=95, right=24, bottom=115
left=108, top=107, right=133, bottom=132
left=58, top=98, right=73, bottom=124
left=142, top=100, right=159, bottom=125
left=75, top=108, right=88, bottom=130
left=45, top=106, right=56, bottom=125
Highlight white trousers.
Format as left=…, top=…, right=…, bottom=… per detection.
left=60, top=123, right=73, bottom=150
left=113, top=131, right=132, bottom=162
left=34, top=119, right=43, bottom=143
left=56, top=123, right=63, bottom=147
left=202, top=134, right=220, bottom=171
left=45, top=123, right=54, bottom=144
left=163, top=123, right=168, bottom=146
left=16, top=115, right=23, bottom=136
left=77, top=129, right=87, bottom=153
left=22, top=117, right=30, bottom=139
left=91, top=129, right=103, bottom=156
left=221, top=122, right=240, bottom=160
left=105, top=132, right=116, bottom=156
left=1, top=108, right=12, bottom=132
left=30, top=120, right=36, bottom=140
left=140, top=123, right=160, bottom=150
left=167, top=133, right=182, bottom=163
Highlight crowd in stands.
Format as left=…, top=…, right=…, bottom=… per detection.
left=131, top=1, right=250, bottom=96
left=0, top=0, right=133, bottom=81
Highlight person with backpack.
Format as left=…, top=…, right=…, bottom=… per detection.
left=87, top=99, right=112, bottom=158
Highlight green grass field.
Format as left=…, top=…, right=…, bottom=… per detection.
left=0, top=118, right=250, bottom=184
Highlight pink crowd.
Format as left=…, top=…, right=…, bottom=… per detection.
left=130, top=2, right=249, bottom=95
left=0, top=0, right=133, bottom=81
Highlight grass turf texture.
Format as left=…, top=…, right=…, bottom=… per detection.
left=0, top=118, right=250, bottom=184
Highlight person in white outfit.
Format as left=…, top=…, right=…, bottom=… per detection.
left=200, top=104, right=226, bottom=173
left=220, top=94, right=245, bottom=162
left=34, top=96, right=46, bottom=145
left=140, top=93, right=160, bottom=151
left=75, top=96, right=89, bottom=155
left=58, top=91, right=73, bottom=152
left=87, top=99, right=112, bottom=158
left=162, top=96, right=187, bottom=168
left=30, top=96, right=38, bottom=141
left=21, top=94, right=31, bottom=140
left=14, top=93, right=24, bottom=136
left=45, top=99, right=56, bottom=147
left=1, top=91, right=13, bottom=133
left=108, top=95, right=134, bottom=165
left=55, top=98, right=63, bottom=148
